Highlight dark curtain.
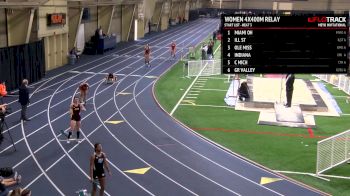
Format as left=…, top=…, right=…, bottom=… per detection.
left=189, top=10, right=199, bottom=21
left=0, top=40, right=45, bottom=91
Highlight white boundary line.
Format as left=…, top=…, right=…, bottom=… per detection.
left=170, top=66, right=208, bottom=115
left=133, top=84, right=285, bottom=194
left=3, top=18, right=201, bottom=109
left=0, top=21, right=208, bottom=153
left=191, top=88, right=227, bottom=91
left=46, top=74, right=112, bottom=196
left=18, top=20, right=212, bottom=193
left=90, top=23, right=219, bottom=195
left=151, top=43, right=329, bottom=195
left=274, top=170, right=330, bottom=181
left=21, top=120, right=64, bottom=195
left=10, top=41, right=181, bottom=170
left=114, top=60, right=243, bottom=196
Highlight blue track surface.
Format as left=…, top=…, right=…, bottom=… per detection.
left=0, top=19, right=326, bottom=196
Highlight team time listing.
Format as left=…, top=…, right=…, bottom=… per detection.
left=222, top=16, right=282, bottom=74
left=221, top=14, right=349, bottom=74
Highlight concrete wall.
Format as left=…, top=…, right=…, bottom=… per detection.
left=39, top=0, right=69, bottom=71
left=204, top=1, right=238, bottom=9
left=328, top=0, right=350, bottom=11
left=234, top=0, right=350, bottom=11
left=145, top=0, right=156, bottom=25
left=38, top=0, right=68, bottom=38
left=122, top=4, right=135, bottom=41
left=110, top=5, right=122, bottom=42
left=7, top=8, right=31, bottom=46
left=98, top=6, right=113, bottom=34
left=161, top=1, right=170, bottom=31
left=68, top=7, right=82, bottom=50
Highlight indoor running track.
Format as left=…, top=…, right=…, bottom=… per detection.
left=0, top=19, right=325, bottom=196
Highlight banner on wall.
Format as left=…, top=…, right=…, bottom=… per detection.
left=76, top=24, right=85, bottom=53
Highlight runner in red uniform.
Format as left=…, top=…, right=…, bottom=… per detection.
left=170, top=41, right=176, bottom=59
left=144, top=44, right=151, bottom=67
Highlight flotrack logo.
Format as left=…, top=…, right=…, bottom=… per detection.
left=308, top=16, right=347, bottom=23
left=307, top=16, right=326, bottom=23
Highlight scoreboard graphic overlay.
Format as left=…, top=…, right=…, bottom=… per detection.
left=221, top=14, right=349, bottom=74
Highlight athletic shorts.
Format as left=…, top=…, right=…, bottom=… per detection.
left=93, top=170, right=105, bottom=179
left=71, top=115, right=81, bottom=122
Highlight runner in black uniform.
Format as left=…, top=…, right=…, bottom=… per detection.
left=90, top=143, right=111, bottom=196
left=66, top=97, right=86, bottom=143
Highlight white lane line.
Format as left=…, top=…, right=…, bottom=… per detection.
left=24, top=173, right=44, bottom=190
left=111, top=74, right=241, bottom=195
left=1, top=54, right=139, bottom=135
left=4, top=18, right=200, bottom=107
left=5, top=18, right=200, bottom=99
left=185, top=97, right=197, bottom=99
left=3, top=19, right=209, bottom=158
left=1, top=20, right=206, bottom=140
left=134, top=43, right=286, bottom=195
left=158, top=87, right=324, bottom=193
left=17, top=20, right=215, bottom=193
left=187, top=94, right=199, bottom=96
left=123, top=24, right=243, bottom=195
left=102, top=86, right=200, bottom=195
left=46, top=76, right=111, bottom=196
left=14, top=43, right=172, bottom=166
left=134, top=90, right=284, bottom=196
left=90, top=24, right=218, bottom=195
left=169, top=35, right=221, bottom=116
left=97, top=35, right=212, bottom=194
left=21, top=121, right=64, bottom=195
left=191, top=88, right=227, bottom=92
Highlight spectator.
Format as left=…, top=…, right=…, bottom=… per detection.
left=0, top=173, right=21, bottom=188
left=0, top=104, right=6, bottom=114
left=148, top=20, right=151, bottom=33
left=201, top=44, right=207, bottom=60
left=18, top=79, right=30, bottom=121
left=8, top=187, right=31, bottom=196
left=0, top=81, right=7, bottom=97
left=285, top=74, right=295, bottom=108
left=213, top=31, right=217, bottom=43
left=69, top=47, right=80, bottom=60
left=207, top=40, right=214, bottom=59
left=238, top=82, right=250, bottom=101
